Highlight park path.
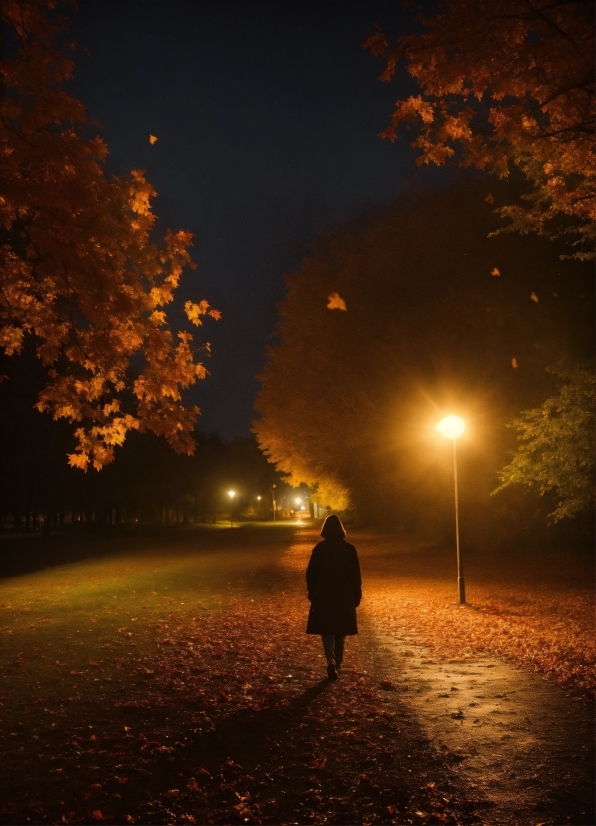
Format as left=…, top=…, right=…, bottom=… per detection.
left=0, top=521, right=593, bottom=825
left=285, top=524, right=595, bottom=826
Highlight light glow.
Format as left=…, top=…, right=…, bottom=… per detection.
left=436, top=415, right=465, bottom=440
left=228, top=490, right=236, bottom=499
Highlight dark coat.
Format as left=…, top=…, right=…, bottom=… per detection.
left=305, top=538, right=362, bottom=635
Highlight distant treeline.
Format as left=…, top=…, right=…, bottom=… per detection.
left=0, top=350, right=289, bottom=532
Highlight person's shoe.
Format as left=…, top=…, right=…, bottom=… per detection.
left=327, top=660, right=338, bottom=681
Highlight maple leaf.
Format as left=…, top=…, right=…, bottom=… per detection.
left=530, top=292, right=539, bottom=303
left=490, top=267, right=500, bottom=276
left=511, top=357, right=518, bottom=368
left=326, top=292, right=347, bottom=311
left=149, top=134, right=158, bottom=144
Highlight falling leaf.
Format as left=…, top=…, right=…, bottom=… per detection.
left=149, top=134, right=158, bottom=145
left=530, top=291, right=539, bottom=303
left=484, top=192, right=494, bottom=203
left=511, top=357, right=518, bottom=368
left=326, top=292, right=347, bottom=311
left=490, top=267, right=500, bottom=276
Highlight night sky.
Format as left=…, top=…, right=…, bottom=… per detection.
left=70, top=0, right=442, bottom=438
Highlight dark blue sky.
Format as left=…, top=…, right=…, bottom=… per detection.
left=70, top=0, right=441, bottom=438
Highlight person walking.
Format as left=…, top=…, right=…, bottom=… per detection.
left=306, top=514, right=362, bottom=681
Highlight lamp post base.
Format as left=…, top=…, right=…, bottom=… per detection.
left=458, top=577, right=466, bottom=604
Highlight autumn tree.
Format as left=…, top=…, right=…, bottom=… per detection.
left=364, top=0, right=595, bottom=259
left=254, top=181, right=593, bottom=538
left=493, top=362, right=595, bottom=520
left=0, top=0, right=219, bottom=470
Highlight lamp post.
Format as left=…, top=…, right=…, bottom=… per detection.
left=228, top=490, right=235, bottom=528
left=257, top=495, right=262, bottom=519
left=436, top=416, right=466, bottom=604
left=272, top=484, right=276, bottom=521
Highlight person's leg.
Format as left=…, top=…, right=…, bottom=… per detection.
left=322, top=634, right=335, bottom=663
left=321, top=634, right=338, bottom=680
left=334, top=636, right=345, bottom=669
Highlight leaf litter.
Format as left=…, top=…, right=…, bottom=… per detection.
left=0, top=524, right=593, bottom=825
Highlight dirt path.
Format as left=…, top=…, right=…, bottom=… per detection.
left=286, top=525, right=595, bottom=826
left=360, top=620, right=594, bottom=826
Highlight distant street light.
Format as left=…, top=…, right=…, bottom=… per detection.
left=436, top=416, right=466, bottom=604
left=228, top=490, right=236, bottom=528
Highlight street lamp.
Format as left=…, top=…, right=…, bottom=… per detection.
left=436, top=416, right=466, bottom=604
left=228, top=490, right=235, bottom=528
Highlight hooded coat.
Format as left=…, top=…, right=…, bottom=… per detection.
left=305, top=524, right=362, bottom=635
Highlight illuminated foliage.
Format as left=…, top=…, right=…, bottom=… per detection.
left=494, top=363, right=595, bottom=520
left=254, top=182, right=593, bottom=529
left=0, top=0, right=219, bottom=470
left=364, top=0, right=595, bottom=259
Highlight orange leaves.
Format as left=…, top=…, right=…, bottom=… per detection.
left=0, top=7, right=219, bottom=471
left=148, top=134, right=158, bottom=145
left=184, top=300, right=222, bottom=326
left=364, top=1, right=595, bottom=258
left=326, top=292, right=347, bottom=311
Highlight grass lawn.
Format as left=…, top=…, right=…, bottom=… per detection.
left=0, top=522, right=593, bottom=825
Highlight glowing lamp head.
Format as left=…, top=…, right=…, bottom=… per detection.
left=436, top=415, right=465, bottom=440
left=257, top=495, right=261, bottom=500
left=295, top=497, right=302, bottom=506
left=228, top=490, right=236, bottom=499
